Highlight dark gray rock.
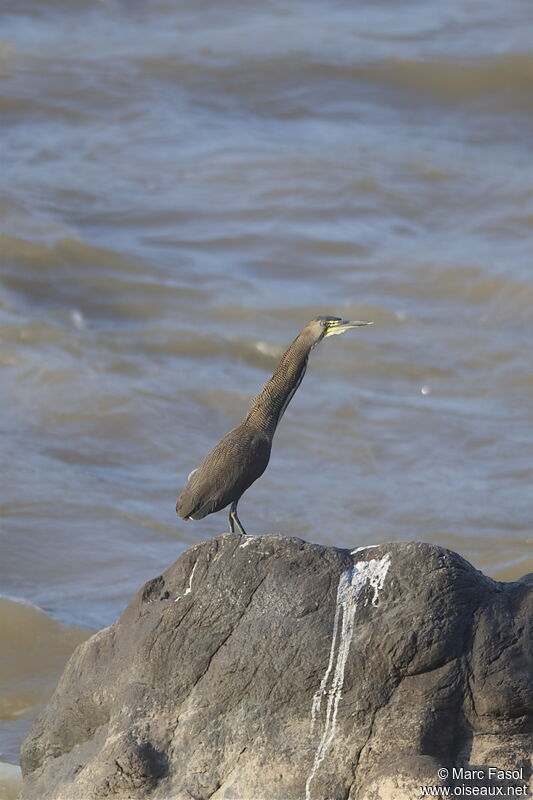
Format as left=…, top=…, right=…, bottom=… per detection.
left=20, top=535, right=532, bottom=800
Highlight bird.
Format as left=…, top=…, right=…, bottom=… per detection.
left=176, top=315, right=372, bottom=536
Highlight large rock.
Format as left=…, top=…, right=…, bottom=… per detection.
left=20, top=535, right=532, bottom=800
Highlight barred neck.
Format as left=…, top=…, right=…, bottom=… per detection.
left=245, top=330, right=315, bottom=438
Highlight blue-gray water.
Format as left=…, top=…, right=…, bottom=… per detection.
left=1, top=0, right=533, bottom=771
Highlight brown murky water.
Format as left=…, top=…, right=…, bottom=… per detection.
left=1, top=0, right=532, bottom=774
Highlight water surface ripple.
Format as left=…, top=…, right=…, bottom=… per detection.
left=1, top=0, right=533, bottom=768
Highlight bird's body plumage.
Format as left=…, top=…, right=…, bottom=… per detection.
left=176, top=424, right=271, bottom=520
left=176, top=315, right=371, bottom=535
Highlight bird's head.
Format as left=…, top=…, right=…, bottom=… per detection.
left=308, top=315, right=373, bottom=345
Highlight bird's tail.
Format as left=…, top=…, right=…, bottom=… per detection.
left=175, top=491, right=190, bottom=519
left=176, top=491, right=212, bottom=521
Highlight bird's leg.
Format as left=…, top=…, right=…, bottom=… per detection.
left=229, top=500, right=248, bottom=536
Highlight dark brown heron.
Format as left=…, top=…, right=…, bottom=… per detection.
left=176, top=315, right=372, bottom=535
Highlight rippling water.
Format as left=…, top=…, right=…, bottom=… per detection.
left=1, top=0, right=533, bottom=773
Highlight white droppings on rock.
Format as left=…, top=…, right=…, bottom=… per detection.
left=305, top=553, right=392, bottom=800
left=350, top=544, right=380, bottom=555
left=174, top=561, right=197, bottom=602
left=361, top=554, right=392, bottom=607
left=238, top=537, right=256, bottom=548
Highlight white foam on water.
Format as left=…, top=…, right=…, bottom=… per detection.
left=255, top=340, right=281, bottom=358
left=305, top=553, right=392, bottom=800
left=70, top=309, right=87, bottom=330
left=174, top=560, right=197, bottom=602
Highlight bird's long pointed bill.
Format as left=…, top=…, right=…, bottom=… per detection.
left=324, top=319, right=373, bottom=336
